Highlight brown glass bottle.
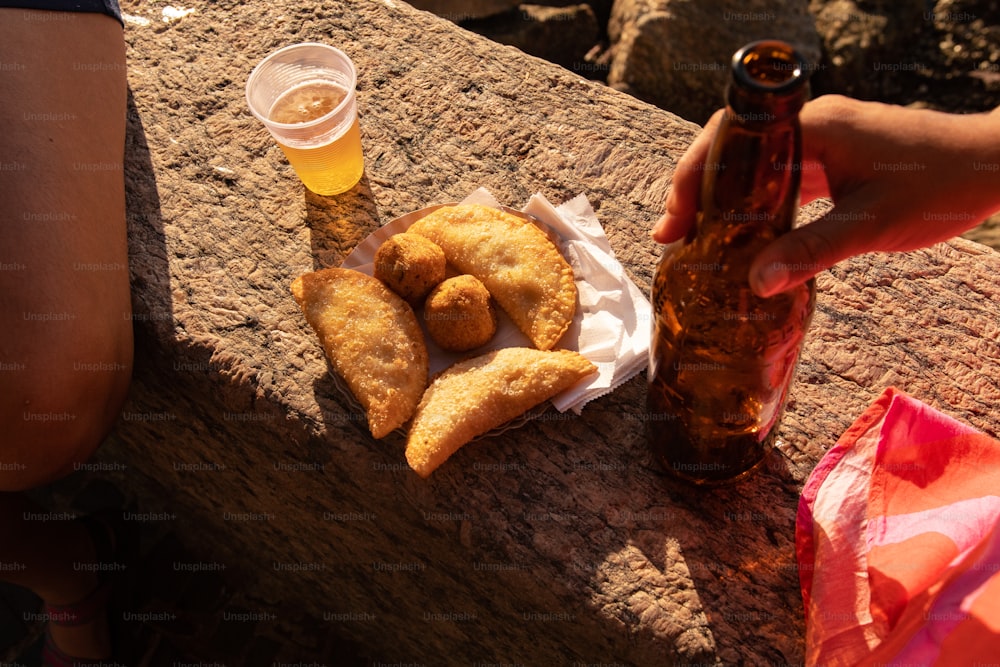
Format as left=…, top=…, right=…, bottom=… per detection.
left=647, top=40, right=815, bottom=485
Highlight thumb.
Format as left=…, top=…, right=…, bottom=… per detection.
left=749, top=205, right=873, bottom=297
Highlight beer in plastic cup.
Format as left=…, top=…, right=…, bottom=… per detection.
left=246, top=43, right=364, bottom=196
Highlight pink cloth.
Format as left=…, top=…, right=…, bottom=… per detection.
left=796, top=387, right=1000, bottom=666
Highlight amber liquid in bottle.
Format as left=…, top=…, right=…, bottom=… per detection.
left=647, top=41, right=816, bottom=485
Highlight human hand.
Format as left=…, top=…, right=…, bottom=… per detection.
left=652, top=95, right=1000, bottom=297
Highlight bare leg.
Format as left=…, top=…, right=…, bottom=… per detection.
left=0, top=8, right=131, bottom=661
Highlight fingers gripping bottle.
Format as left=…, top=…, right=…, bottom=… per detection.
left=647, top=40, right=815, bottom=485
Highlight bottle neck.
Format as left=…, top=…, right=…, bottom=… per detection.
left=694, top=41, right=810, bottom=242
left=725, top=40, right=809, bottom=133
left=699, top=113, right=801, bottom=227
left=726, top=85, right=804, bottom=128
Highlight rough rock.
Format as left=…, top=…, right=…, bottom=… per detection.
left=967, top=212, right=1000, bottom=252
left=427, top=1, right=1000, bottom=122
left=404, top=0, right=522, bottom=21
left=463, top=3, right=602, bottom=75
left=405, top=0, right=614, bottom=25
left=85, top=0, right=1000, bottom=664
left=915, top=0, right=1000, bottom=113
left=808, top=0, right=926, bottom=99
left=607, top=0, right=822, bottom=124
left=932, top=0, right=1000, bottom=72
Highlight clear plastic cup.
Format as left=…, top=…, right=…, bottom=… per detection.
left=246, top=43, right=364, bottom=196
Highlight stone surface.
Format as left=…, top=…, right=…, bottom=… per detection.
left=2, top=473, right=376, bottom=666
left=427, top=1, right=1000, bottom=140
left=607, top=0, right=822, bottom=124
left=464, top=3, right=602, bottom=75
left=88, top=0, right=1000, bottom=664
left=404, top=0, right=521, bottom=21
left=931, top=0, right=1000, bottom=73
left=808, top=0, right=926, bottom=99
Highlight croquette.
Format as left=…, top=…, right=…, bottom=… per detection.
left=374, top=233, right=446, bottom=303
left=423, top=275, right=497, bottom=352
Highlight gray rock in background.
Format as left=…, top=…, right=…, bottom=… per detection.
left=405, top=0, right=522, bottom=21
left=809, top=0, right=927, bottom=99
left=412, top=0, right=999, bottom=126
left=606, top=0, right=821, bottom=124
left=464, top=3, right=603, bottom=75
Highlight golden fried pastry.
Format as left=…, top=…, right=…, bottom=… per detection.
left=405, top=347, right=596, bottom=477
left=423, top=275, right=497, bottom=352
left=290, top=268, right=428, bottom=439
left=373, top=232, right=447, bottom=303
left=408, top=204, right=577, bottom=350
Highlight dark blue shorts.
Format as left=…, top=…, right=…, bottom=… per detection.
left=0, top=0, right=122, bottom=26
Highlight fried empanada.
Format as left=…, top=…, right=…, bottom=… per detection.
left=291, top=268, right=428, bottom=439
left=405, top=347, right=596, bottom=477
left=407, top=204, right=577, bottom=351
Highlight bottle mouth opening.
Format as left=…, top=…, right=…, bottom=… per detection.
left=731, top=40, right=810, bottom=94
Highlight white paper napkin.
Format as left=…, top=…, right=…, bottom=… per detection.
left=515, top=192, right=651, bottom=413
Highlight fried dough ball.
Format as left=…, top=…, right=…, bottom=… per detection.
left=423, top=275, right=497, bottom=352
left=374, top=233, right=447, bottom=303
